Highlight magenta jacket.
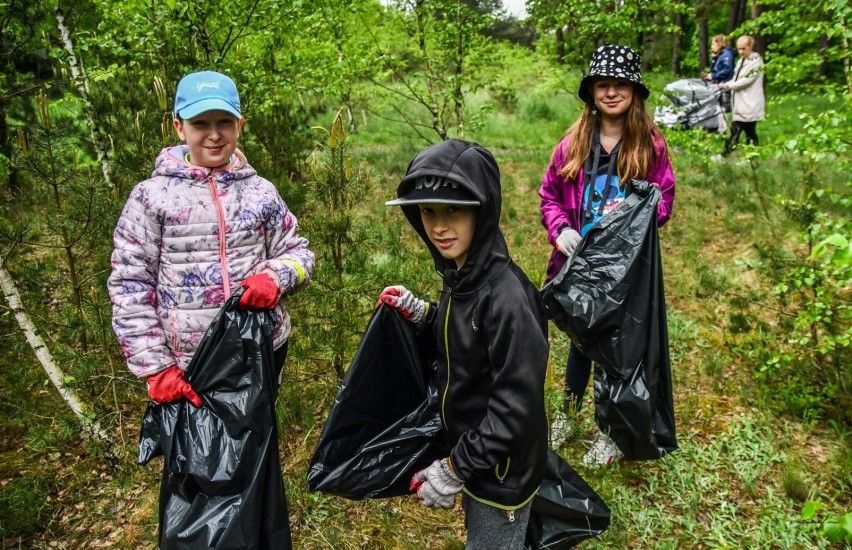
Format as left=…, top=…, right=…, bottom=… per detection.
left=539, top=131, right=675, bottom=282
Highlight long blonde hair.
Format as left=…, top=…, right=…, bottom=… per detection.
left=558, top=91, right=666, bottom=185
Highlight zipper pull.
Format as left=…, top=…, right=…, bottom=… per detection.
left=506, top=509, right=515, bottom=523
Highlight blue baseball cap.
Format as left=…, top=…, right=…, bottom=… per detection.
left=173, top=70, right=241, bottom=119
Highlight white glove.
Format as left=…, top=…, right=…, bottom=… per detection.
left=555, top=227, right=581, bottom=257
left=411, top=458, right=464, bottom=509
left=377, top=285, right=428, bottom=324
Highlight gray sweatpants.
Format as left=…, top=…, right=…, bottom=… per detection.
left=462, top=494, right=532, bottom=550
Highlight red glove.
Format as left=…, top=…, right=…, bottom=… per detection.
left=147, top=365, right=202, bottom=407
left=239, top=272, right=280, bottom=310
left=377, top=286, right=427, bottom=323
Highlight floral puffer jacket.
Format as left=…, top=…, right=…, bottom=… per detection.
left=108, top=146, right=315, bottom=378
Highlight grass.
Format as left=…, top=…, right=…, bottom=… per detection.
left=0, top=64, right=849, bottom=548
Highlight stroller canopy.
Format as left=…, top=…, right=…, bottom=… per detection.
left=654, top=78, right=725, bottom=133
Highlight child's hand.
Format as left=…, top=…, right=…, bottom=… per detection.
left=377, top=286, right=428, bottom=323
left=147, top=365, right=202, bottom=407
left=556, top=227, right=581, bottom=257
left=411, top=458, right=463, bottom=509
left=239, top=272, right=280, bottom=310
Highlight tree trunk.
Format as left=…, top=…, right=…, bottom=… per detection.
left=671, top=4, right=684, bottom=75
left=750, top=1, right=766, bottom=54
left=0, top=109, right=19, bottom=193
left=641, top=31, right=653, bottom=73
left=727, top=0, right=746, bottom=34
left=0, top=266, right=119, bottom=455
left=453, top=0, right=465, bottom=136
left=54, top=7, right=114, bottom=189
left=698, top=16, right=709, bottom=72
left=817, top=35, right=829, bottom=80
left=555, top=26, right=565, bottom=65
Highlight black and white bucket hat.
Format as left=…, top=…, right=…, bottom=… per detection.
left=578, top=45, right=650, bottom=104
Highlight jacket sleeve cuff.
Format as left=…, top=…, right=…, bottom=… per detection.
left=415, top=301, right=437, bottom=330
left=448, top=448, right=470, bottom=482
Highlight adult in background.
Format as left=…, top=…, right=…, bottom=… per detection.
left=719, top=35, right=765, bottom=154
left=704, top=35, right=735, bottom=84
left=704, top=35, right=735, bottom=115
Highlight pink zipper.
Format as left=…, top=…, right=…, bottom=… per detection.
left=207, top=174, right=231, bottom=299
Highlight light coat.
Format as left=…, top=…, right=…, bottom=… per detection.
left=108, top=146, right=314, bottom=377
left=727, top=52, right=765, bottom=122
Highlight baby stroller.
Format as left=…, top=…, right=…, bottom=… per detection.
left=653, top=78, right=727, bottom=134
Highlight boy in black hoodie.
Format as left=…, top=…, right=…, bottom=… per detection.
left=379, top=139, right=549, bottom=549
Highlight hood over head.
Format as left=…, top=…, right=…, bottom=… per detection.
left=390, top=139, right=509, bottom=292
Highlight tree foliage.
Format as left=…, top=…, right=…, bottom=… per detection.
left=365, top=0, right=498, bottom=140
left=0, top=1, right=849, bottom=545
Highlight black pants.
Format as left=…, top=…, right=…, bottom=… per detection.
left=725, top=120, right=759, bottom=154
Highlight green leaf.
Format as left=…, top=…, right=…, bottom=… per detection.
left=823, top=234, right=848, bottom=248
left=801, top=501, right=823, bottom=520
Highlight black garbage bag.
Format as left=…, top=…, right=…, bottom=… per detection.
left=307, top=305, right=443, bottom=499
left=138, top=293, right=291, bottom=549
left=541, top=180, right=677, bottom=460
left=525, top=449, right=611, bottom=549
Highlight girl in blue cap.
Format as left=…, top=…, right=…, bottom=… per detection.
left=108, top=70, right=314, bottom=547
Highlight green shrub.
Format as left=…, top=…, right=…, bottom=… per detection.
left=0, top=477, right=49, bottom=540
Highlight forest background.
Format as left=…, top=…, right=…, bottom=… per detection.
left=0, top=0, right=850, bottom=547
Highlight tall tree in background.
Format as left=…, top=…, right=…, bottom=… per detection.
left=526, top=0, right=566, bottom=63
left=526, top=0, right=686, bottom=69
left=79, top=0, right=365, bottom=195
left=54, top=6, right=113, bottom=189
left=0, top=0, right=55, bottom=193
left=368, top=0, right=497, bottom=141
left=727, top=0, right=748, bottom=34
left=736, top=0, right=850, bottom=90
left=672, top=0, right=685, bottom=74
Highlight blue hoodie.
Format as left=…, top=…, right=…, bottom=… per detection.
left=709, top=46, right=735, bottom=82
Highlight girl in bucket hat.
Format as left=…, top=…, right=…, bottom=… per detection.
left=538, top=45, right=676, bottom=466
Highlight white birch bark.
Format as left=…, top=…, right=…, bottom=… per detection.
left=0, top=266, right=116, bottom=447
left=54, top=7, right=114, bottom=188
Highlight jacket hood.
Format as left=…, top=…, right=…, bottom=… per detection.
left=152, top=145, right=255, bottom=182
left=395, top=139, right=509, bottom=292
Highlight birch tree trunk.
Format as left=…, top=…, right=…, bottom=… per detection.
left=0, top=266, right=118, bottom=451
left=54, top=6, right=114, bottom=189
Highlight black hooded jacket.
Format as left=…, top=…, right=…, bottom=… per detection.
left=396, top=139, right=549, bottom=509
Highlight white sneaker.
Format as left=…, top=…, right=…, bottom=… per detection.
left=582, top=430, right=624, bottom=467
left=549, top=411, right=574, bottom=448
